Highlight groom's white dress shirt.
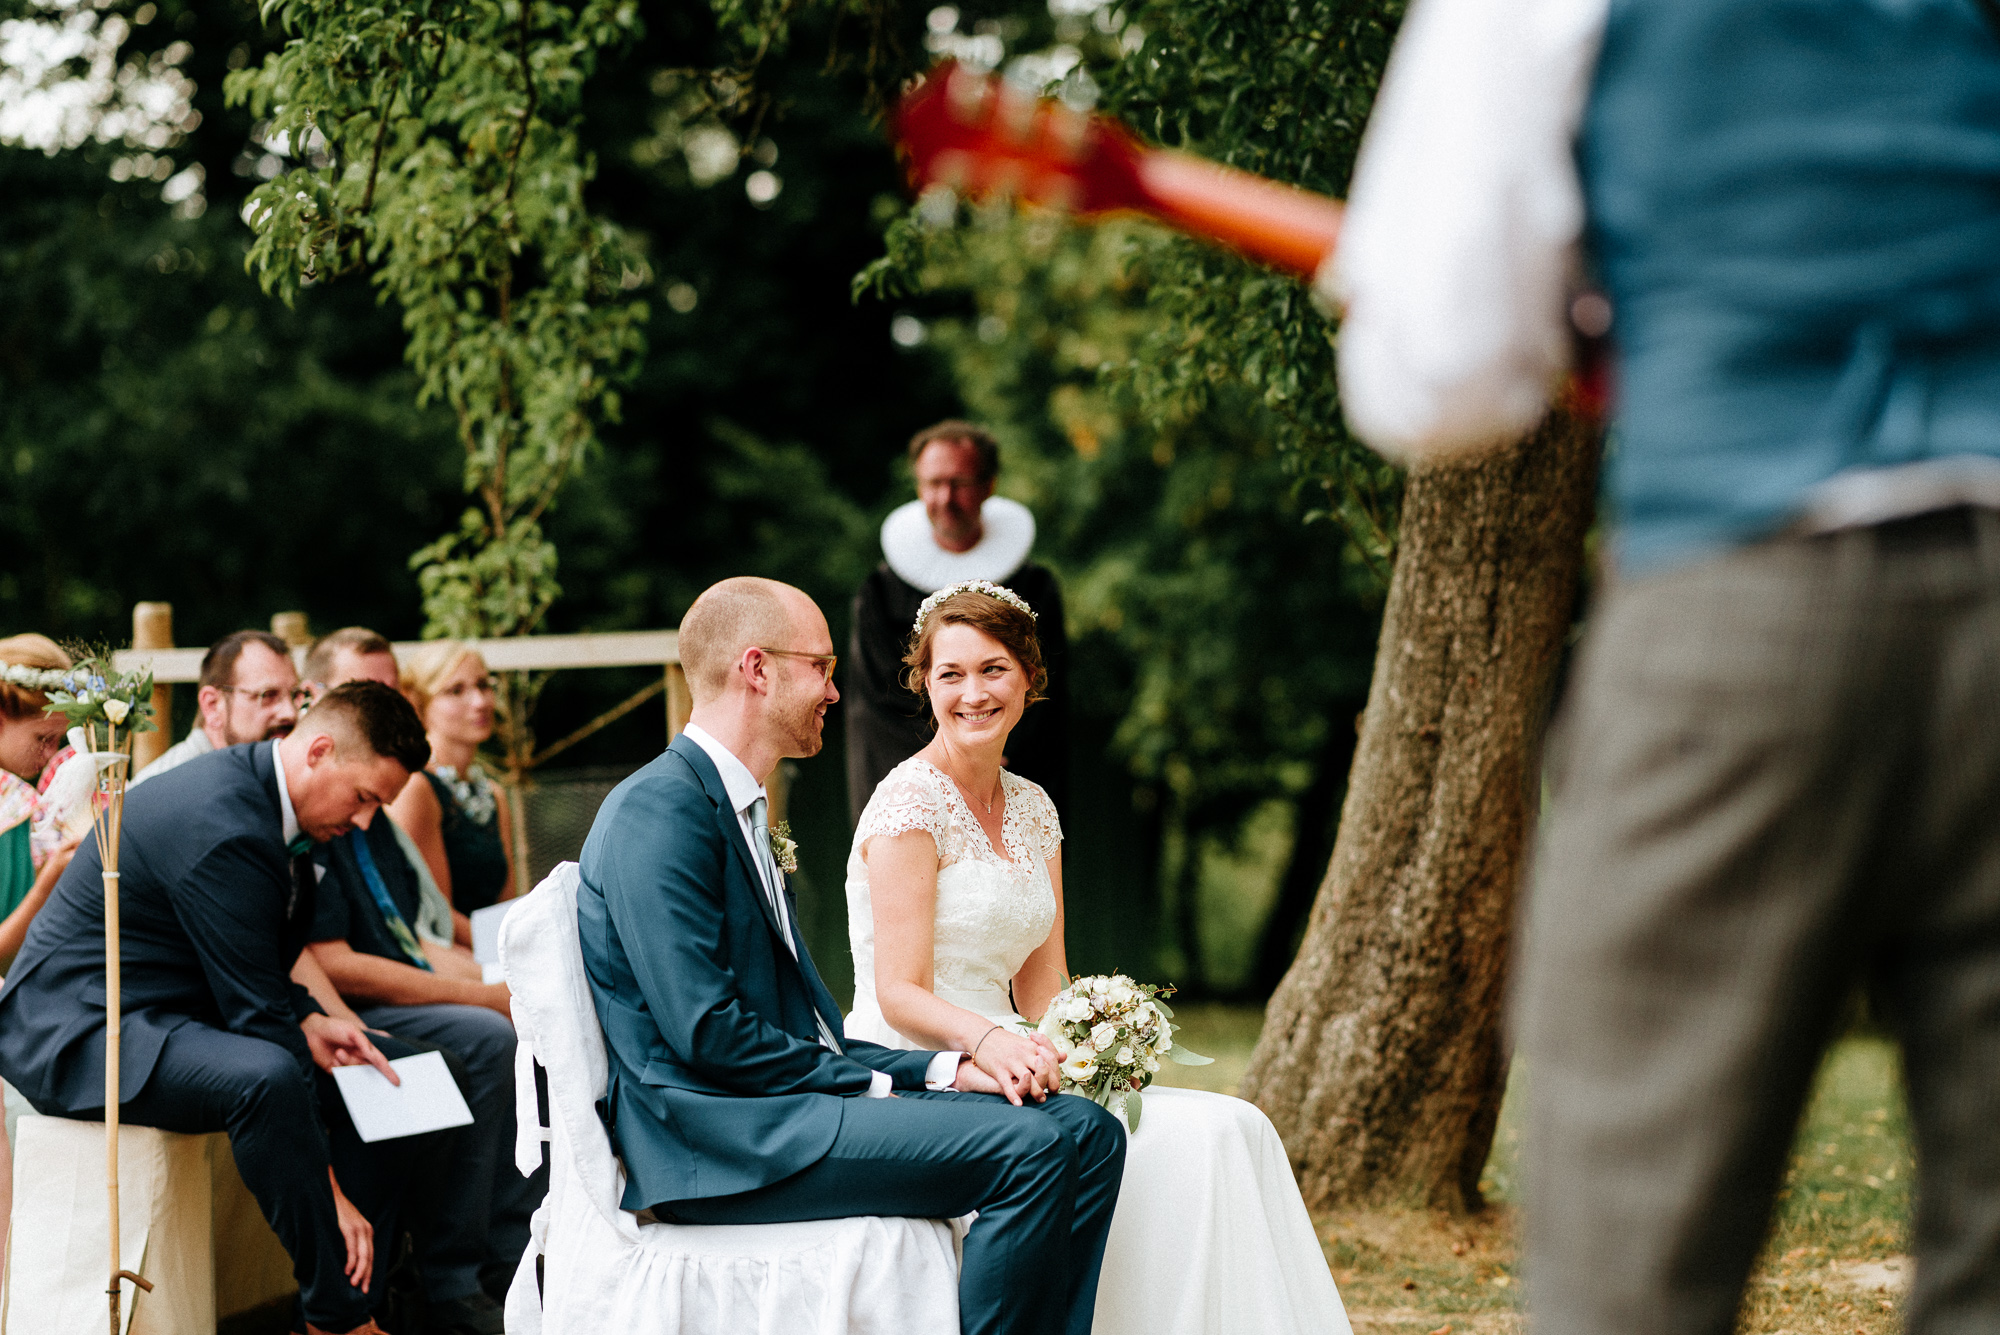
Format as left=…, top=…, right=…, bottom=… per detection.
left=680, top=724, right=961, bottom=1097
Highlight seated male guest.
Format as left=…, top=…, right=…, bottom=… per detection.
left=303, top=633, right=540, bottom=1319
left=0, top=683, right=442, bottom=1335
left=130, top=629, right=303, bottom=788
left=579, top=576, right=1123, bottom=1335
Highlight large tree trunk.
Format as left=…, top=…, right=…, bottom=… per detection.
left=1241, top=410, right=1600, bottom=1213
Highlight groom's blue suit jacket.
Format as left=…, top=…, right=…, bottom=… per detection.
left=578, top=733, right=939, bottom=1210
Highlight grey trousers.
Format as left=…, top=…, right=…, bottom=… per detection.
left=1519, top=508, right=2000, bottom=1335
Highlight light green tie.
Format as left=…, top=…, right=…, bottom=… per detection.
left=749, top=796, right=842, bottom=1054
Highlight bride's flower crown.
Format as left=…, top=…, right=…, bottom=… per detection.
left=911, top=580, right=1037, bottom=638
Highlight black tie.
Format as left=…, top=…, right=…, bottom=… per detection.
left=286, top=852, right=317, bottom=954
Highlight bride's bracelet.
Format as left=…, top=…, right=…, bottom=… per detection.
left=970, top=1025, right=1003, bottom=1066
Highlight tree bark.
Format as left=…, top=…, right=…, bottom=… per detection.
left=1240, top=410, right=1600, bottom=1213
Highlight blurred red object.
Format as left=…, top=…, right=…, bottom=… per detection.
left=893, top=61, right=1344, bottom=280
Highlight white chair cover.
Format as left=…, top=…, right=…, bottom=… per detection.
left=2, top=1116, right=216, bottom=1335
left=499, top=862, right=961, bottom=1335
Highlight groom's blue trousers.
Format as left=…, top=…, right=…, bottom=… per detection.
left=654, top=1089, right=1125, bottom=1335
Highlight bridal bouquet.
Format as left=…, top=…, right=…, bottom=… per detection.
left=1036, top=974, right=1210, bottom=1131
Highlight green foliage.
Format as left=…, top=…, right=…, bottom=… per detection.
left=224, top=0, right=650, bottom=642
left=1096, top=0, right=1406, bottom=571
left=38, top=657, right=159, bottom=747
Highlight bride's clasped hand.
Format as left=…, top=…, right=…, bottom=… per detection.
left=846, top=578, right=1352, bottom=1335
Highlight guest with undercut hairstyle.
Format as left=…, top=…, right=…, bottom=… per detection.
left=130, top=629, right=305, bottom=788
left=0, top=682, right=462, bottom=1335
left=301, top=628, right=472, bottom=974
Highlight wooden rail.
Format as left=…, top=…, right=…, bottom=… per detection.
left=112, top=629, right=682, bottom=682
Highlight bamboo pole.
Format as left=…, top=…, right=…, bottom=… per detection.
left=130, top=605, right=172, bottom=775
left=98, top=735, right=130, bottom=1335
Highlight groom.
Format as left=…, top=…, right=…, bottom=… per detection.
left=577, top=576, right=1124, bottom=1335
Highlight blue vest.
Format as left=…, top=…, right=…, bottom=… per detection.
left=1580, top=0, right=2000, bottom=572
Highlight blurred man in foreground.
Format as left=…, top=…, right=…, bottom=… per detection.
left=130, top=629, right=303, bottom=788
left=1331, top=2, right=2000, bottom=1332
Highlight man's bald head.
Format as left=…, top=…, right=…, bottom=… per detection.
left=679, top=577, right=817, bottom=703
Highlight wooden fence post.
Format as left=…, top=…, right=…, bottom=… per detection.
left=131, top=604, right=173, bottom=773
left=665, top=663, right=692, bottom=741
left=269, top=612, right=311, bottom=650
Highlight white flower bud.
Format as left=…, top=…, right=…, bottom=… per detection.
left=103, top=699, right=130, bottom=725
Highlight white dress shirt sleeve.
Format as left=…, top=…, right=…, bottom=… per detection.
left=862, top=1051, right=965, bottom=1097
left=1323, top=0, right=1608, bottom=463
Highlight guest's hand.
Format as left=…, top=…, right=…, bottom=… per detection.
left=474, top=981, right=514, bottom=1020
left=329, top=1168, right=374, bottom=1291
left=301, top=1014, right=400, bottom=1085
left=972, top=1029, right=1060, bottom=1106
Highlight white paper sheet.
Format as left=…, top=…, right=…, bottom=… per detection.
left=471, top=900, right=518, bottom=964
left=331, top=1051, right=476, bottom=1143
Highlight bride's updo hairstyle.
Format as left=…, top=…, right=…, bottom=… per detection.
left=902, top=589, right=1048, bottom=711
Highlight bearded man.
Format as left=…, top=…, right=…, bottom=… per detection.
left=847, top=421, right=1068, bottom=824
left=130, top=629, right=304, bottom=788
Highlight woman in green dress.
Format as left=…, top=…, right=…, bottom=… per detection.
left=389, top=640, right=516, bottom=946
left=0, top=633, right=79, bottom=972
left=0, top=632, right=80, bottom=1268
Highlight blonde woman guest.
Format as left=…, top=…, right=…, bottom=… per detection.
left=389, top=643, right=515, bottom=947
left=0, top=633, right=82, bottom=1275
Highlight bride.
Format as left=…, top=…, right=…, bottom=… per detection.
left=844, top=580, right=1351, bottom=1335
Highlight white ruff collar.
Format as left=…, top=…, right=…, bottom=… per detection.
left=879, top=496, right=1036, bottom=593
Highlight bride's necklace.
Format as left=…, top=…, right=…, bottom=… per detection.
left=938, top=764, right=1001, bottom=816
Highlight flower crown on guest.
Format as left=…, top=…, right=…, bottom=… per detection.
left=911, top=581, right=1037, bottom=637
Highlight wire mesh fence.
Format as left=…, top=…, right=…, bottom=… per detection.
left=518, top=765, right=638, bottom=884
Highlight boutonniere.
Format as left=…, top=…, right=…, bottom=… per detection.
left=769, top=821, right=799, bottom=876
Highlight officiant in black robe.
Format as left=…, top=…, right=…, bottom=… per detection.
left=847, top=421, right=1068, bottom=824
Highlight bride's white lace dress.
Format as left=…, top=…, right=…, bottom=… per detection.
left=846, top=757, right=1351, bottom=1335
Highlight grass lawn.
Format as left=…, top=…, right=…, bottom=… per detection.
left=1155, top=1006, right=1915, bottom=1334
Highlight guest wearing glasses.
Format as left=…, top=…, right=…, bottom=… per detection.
left=389, top=642, right=516, bottom=933
left=130, top=629, right=306, bottom=788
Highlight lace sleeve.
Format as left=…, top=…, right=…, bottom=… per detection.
left=1010, top=776, right=1063, bottom=863
left=855, top=769, right=951, bottom=853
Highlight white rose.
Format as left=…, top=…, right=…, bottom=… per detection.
left=1089, top=1021, right=1119, bottom=1051
left=1072, top=1040, right=1098, bottom=1062
left=1107, top=981, right=1136, bottom=1007
left=1154, top=1022, right=1175, bottom=1053
left=102, top=699, right=130, bottom=725
left=1114, top=1046, right=1133, bottom=1066
left=1144, top=1054, right=1160, bottom=1074
left=1062, top=995, right=1093, bottom=1023
left=1062, top=1052, right=1097, bottom=1082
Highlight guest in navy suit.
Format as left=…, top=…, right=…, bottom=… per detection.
left=0, top=682, right=435, bottom=1335
left=578, top=577, right=1124, bottom=1335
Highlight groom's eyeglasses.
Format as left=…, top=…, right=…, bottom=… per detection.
left=756, top=648, right=839, bottom=682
